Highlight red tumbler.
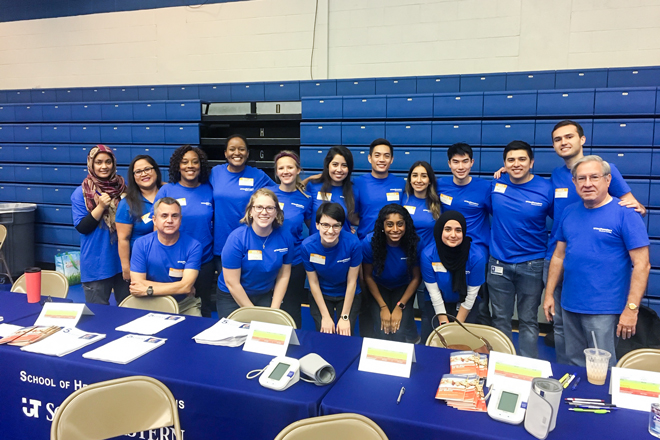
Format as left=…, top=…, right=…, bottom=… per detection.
left=25, top=267, right=41, bottom=303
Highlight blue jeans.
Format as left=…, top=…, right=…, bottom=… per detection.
left=370, top=284, right=417, bottom=343
left=563, top=310, right=618, bottom=367
left=487, top=256, right=545, bottom=358
left=216, top=290, right=273, bottom=319
left=543, top=259, right=567, bottom=364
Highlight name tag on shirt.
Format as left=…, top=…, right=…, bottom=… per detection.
left=279, top=202, right=284, bottom=210
left=317, top=192, right=331, bottom=201
left=386, top=192, right=400, bottom=202
left=404, top=205, right=416, bottom=215
left=176, top=197, right=187, bottom=206
left=494, top=183, right=507, bottom=194
left=555, top=188, right=568, bottom=199
left=239, top=178, right=254, bottom=186
left=248, top=250, right=263, bottom=261
left=432, top=262, right=447, bottom=273
left=141, top=213, right=152, bottom=224
left=310, top=253, right=326, bottom=265
left=169, top=268, right=184, bottom=278
left=440, top=194, right=452, bottom=205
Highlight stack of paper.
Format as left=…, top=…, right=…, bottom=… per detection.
left=193, top=318, right=250, bottom=347
left=0, top=323, right=24, bottom=338
left=0, top=326, right=62, bottom=346
left=21, top=327, right=105, bottom=357
left=83, top=334, right=166, bottom=364
left=450, top=351, right=488, bottom=378
left=115, top=313, right=185, bottom=335
left=435, top=373, right=487, bottom=412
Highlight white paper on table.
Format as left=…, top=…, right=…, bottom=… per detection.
left=115, top=313, right=185, bottom=335
left=0, top=323, right=24, bottom=337
left=242, top=321, right=299, bottom=357
left=486, top=351, right=553, bottom=398
left=82, top=334, right=166, bottom=364
left=21, top=327, right=105, bottom=357
left=34, top=303, right=94, bottom=328
left=611, top=367, right=660, bottom=411
left=193, top=318, right=250, bottom=347
left=357, top=337, right=416, bottom=378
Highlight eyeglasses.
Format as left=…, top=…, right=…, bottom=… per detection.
left=133, top=166, right=155, bottom=176
left=575, top=174, right=607, bottom=184
left=253, top=205, right=276, bottom=214
left=319, top=222, right=342, bottom=232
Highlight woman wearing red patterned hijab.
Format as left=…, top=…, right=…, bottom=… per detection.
left=72, top=144, right=129, bottom=305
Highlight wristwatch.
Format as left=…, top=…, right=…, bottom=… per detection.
left=341, top=314, right=349, bottom=321
left=396, top=301, right=406, bottom=310
left=147, top=286, right=154, bottom=297
left=627, top=303, right=638, bottom=311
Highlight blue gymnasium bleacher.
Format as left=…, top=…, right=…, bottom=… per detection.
left=2, top=65, right=660, bottom=314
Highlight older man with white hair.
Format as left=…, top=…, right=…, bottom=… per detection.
left=543, top=156, right=650, bottom=366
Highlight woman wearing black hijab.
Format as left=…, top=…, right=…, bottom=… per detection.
left=419, top=210, right=487, bottom=339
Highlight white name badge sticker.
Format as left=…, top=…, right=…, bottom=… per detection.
left=404, top=205, right=416, bottom=215
left=494, top=183, right=507, bottom=194
left=243, top=321, right=300, bottom=357
left=555, top=188, right=568, bottom=199
left=176, top=198, right=187, bottom=206
left=34, top=303, right=94, bottom=329
left=386, top=192, right=400, bottom=202
left=279, top=202, right=284, bottom=210
left=432, top=262, right=447, bottom=273
left=141, top=213, right=152, bottom=224
left=317, top=192, right=331, bottom=201
left=611, top=367, right=660, bottom=412
left=310, top=253, right=326, bottom=265
left=440, top=194, right=453, bottom=205
left=358, top=337, right=416, bottom=378
left=248, top=250, right=263, bottom=261
left=169, top=268, right=184, bottom=278
left=239, top=177, right=254, bottom=186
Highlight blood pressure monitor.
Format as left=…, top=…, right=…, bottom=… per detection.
left=258, top=356, right=300, bottom=391
left=487, top=386, right=527, bottom=425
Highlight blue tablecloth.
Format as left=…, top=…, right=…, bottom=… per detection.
left=320, top=343, right=649, bottom=440
left=0, top=292, right=362, bottom=440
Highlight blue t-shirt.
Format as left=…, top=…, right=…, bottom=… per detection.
left=420, top=243, right=487, bottom=303
left=557, top=198, right=649, bottom=314
left=301, top=230, right=362, bottom=297
left=209, top=164, right=275, bottom=256
left=155, top=183, right=214, bottom=264
left=490, top=174, right=554, bottom=263
left=437, top=176, right=492, bottom=252
left=546, top=163, right=631, bottom=259
left=306, top=181, right=354, bottom=235
left=115, top=195, right=154, bottom=247
left=218, top=225, right=294, bottom=296
left=71, top=187, right=122, bottom=283
left=273, top=187, right=313, bottom=266
left=402, top=194, right=436, bottom=249
left=354, top=174, right=406, bottom=239
left=362, top=232, right=418, bottom=288
left=130, top=231, right=202, bottom=302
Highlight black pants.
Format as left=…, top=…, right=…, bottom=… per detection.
left=195, top=259, right=216, bottom=318
left=309, top=292, right=361, bottom=335
left=280, top=263, right=307, bottom=328
left=82, top=273, right=129, bottom=305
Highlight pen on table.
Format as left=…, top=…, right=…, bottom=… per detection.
left=565, top=398, right=606, bottom=403
left=571, top=376, right=581, bottom=390
left=568, top=408, right=610, bottom=414
left=571, top=405, right=618, bottom=411
left=397, top=387, right=405, bottom=404
left=563, top=374, right=576, bottom=389
left=558, top=373, right=570, bottom=384
left=567, top=402, right=616, bottom=407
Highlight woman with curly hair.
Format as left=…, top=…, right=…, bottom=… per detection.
left=71, top=144, right=129, bottom=305
left=217, top=188, right=294, bottom=318
left=155, top=145, right=215, bottom=317
left=272, top=151, right=313, bottom=328
left=421, top=210, right=486, bottom=333
left=116, top=155, right=163, bottom=282
left=306, top=146, right=357, bottom=234
left=362, top=204, right=421, bottom=342
left=403, top=161, right=440, bottom=248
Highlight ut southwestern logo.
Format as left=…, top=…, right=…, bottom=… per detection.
left=22, top=397, right=41, bottom=418
left=337, top=258, right=351, bottom=263
left=525, top=201, right=543, bottom=207
left=273, top=248, right=289, bottom=253
left=464, top=200, right=479, bottom=207
left=177, top=261, right=186, bottom=264
left=593, top=227, right=613, bottom=234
